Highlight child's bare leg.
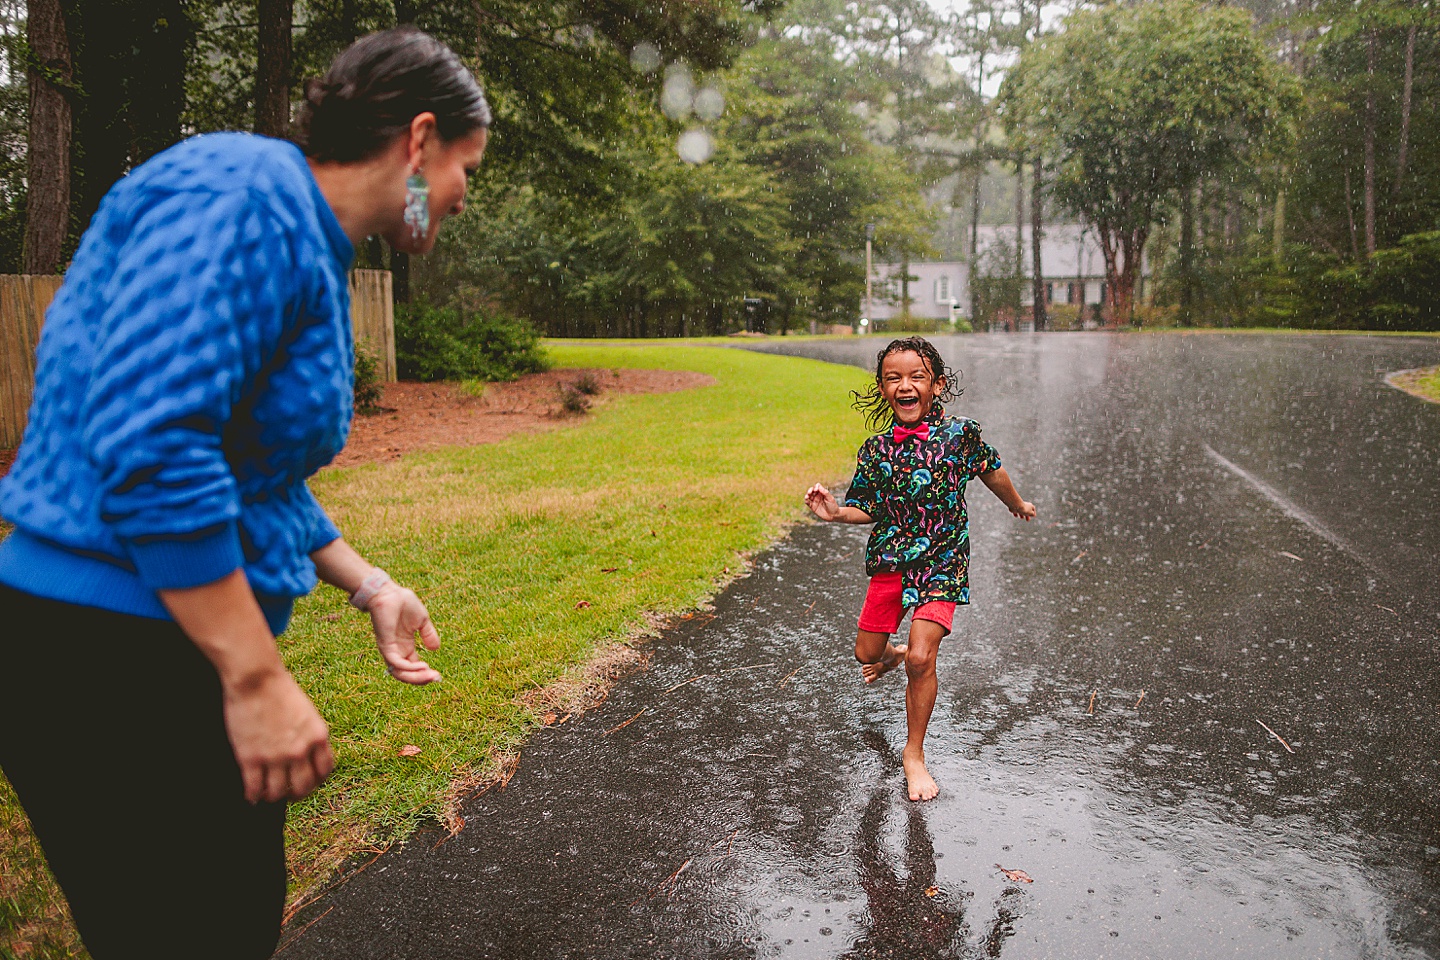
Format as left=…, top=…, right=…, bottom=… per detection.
left=855, top=629, right=907, bottom=683
left=902, top=619, right=946, bottom=801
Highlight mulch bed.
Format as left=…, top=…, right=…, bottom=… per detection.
left=0, top=368, right=715, bottom=478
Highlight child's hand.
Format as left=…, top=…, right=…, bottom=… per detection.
left=1010, top=500, right=1036, bottom=521
left=805, top=483, right=841, bottom=521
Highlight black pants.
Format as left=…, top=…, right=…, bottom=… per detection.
left=0, top=584, right=286, bottom=959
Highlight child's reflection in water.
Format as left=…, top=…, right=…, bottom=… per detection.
left=842, top=784, right=1024, bottom=958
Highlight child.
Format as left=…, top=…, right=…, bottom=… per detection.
left=805, top=337, right=1035, bottom=802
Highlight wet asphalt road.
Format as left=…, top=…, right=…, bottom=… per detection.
left=281, top=334, right=1440, bottom=959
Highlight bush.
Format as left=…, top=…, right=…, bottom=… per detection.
left=871, top=315, right=966, bottom=334
left=353, top=346, right=384, bottom=415
left=556, top=383, right=591, bottom=415
left=395, top=301, right=548, bottom=382
left=1308, top=232, right=1440, bottom=331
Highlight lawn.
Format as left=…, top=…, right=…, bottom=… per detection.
left=1, top=342, right=873, bottom=958
left=1387, top=364, right=1440, bottom=403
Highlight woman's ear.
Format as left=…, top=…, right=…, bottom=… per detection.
left=406, top=111, right=438, bottom=172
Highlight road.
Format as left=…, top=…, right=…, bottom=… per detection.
left=281, top=333, right=1440, bottom=959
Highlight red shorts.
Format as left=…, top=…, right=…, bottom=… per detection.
left=857, top=572, right=955, bottom=636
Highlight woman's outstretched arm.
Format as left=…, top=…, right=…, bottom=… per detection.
left=159, top=572, right=333, bottom=805
left=311, top=538, right=442, bottom=685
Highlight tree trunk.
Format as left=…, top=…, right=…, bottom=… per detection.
left=1116, top=228, right=1146, bottom=326
left=24, top=0, right=72, bottom=275
left=1097, top=222, right=1120, bottom=326
left=900, top=254, right=912, bottom=316
left=1030, top=155, right=1045, bottom=331
left=1013, top=155, right=1024, bottom=279
left=254, top=0, right=294, bottom=137
left=1013, top=155, right=1024, bottom=324
left=1344, top=167, right=1359, bottom=260
left=969, top=165, right=981, bottom=323
left=1273, top=166, right=1287, bottom=261
left=392, top=250, right=410, bottom=303
left=1393, top=24, right=1416, bottom=199
left=1179, top=183, right=1195, bottom=322
left=1362, top=29, right=1376, bottom=256
left=69, top=2, right=191, bottom=235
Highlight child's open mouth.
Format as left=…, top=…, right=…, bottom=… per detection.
left=895, top=396, right=920, bottom=411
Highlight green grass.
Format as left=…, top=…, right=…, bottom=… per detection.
left=285, top=343, right=871, bottom=893
left=1387, top=364, right=1440, bottom=403
left=1132, top=325, right=1440, bottom=337
left=0, top=343, right=875, bottom=958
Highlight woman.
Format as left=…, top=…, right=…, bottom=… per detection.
left=0, top=28, right=489, bottom=959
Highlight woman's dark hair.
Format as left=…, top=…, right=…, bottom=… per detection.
left=296, top=27, right=492, bottom=163
left=850, top=336, right=961, bottom=431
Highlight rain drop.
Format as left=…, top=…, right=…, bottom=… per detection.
left=677, top=128, right=715, bottom=165
left=661, top=63, right=696, bottom=121
left=629, top=42, right=660, bottom=74
left=694, top=86, right=724, bottom=122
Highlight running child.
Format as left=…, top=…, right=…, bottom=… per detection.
left=805, top=336, right=1035, bottom=802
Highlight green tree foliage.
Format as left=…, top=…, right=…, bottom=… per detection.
left=1288, top=2, right=1440, bottom=258
left=1002, top=0, right=1294, bottom=324
left=411, top=23, right=936, bottom=337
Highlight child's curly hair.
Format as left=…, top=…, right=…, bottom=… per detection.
left=850, top=336, right=962, bottom=431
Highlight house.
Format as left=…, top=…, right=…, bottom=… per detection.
left=864, top=224, right=1149, bottom=322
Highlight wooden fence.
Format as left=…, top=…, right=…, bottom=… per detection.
left=350, top=269, right=397, bottom=383
left=1, top=269, right=396, bottom=449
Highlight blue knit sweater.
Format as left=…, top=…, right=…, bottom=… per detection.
left=0, top=133, right=355, bottom=635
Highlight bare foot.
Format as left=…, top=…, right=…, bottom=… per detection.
left=861, top=643, right=908, bottom=683
left=903, top=748, right=939, bottom=802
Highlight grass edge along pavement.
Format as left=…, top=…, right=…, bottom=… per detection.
left=0, top=343, right=872, bottom=960
left=1386, top=364, right=1440, bottom=403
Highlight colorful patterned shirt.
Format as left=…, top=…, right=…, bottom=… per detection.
left=843, top=404, right=1002, bottom=606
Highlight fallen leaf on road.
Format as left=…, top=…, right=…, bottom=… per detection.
left=1279, top=551, right=1303, bottom=562
left=398, top=745, right=422, bottom=757
left=542, top=712, right=558, bottom=725
left=925, top=886, right=940, bottom=898
left=996, top=865, right=1033, bottom=883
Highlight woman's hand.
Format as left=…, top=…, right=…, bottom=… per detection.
left=224, top=667, right=335, bottom=804
left=160, top=569, right=334, bottom=804
left=367, top=581, right=443, bottom=685
left=310, top=539, right=442, bottom=685
left=805, top=483, right=841, bottom=521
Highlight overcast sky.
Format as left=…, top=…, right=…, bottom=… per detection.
left=921, top=0, right=1071, bottom=97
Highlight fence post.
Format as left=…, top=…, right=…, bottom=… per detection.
left=349, top=268, right=396, bottom=382
left=0, top=275, right=63, bottom=449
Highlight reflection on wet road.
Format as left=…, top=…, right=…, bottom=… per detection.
left=282, top=334, right=1440, bottom=959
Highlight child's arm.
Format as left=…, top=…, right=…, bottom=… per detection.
left=805, top=483, right=874, bottom=524
left=978, top=467, right=1036, bottom=521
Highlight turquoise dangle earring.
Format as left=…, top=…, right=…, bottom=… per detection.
left=403, top=169, right=430, bottom=241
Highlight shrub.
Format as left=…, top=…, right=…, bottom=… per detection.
left=573, top=371, right=602, bottom=396
left=1308, top=232, right=1440, bottom=331
left=395, top=301, right=548, bottom=382
left=871, top=315, right=964, bottom=334
left=556, top=383, right=591, bottom=415
left=353, top=346, right=384, bottom=415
